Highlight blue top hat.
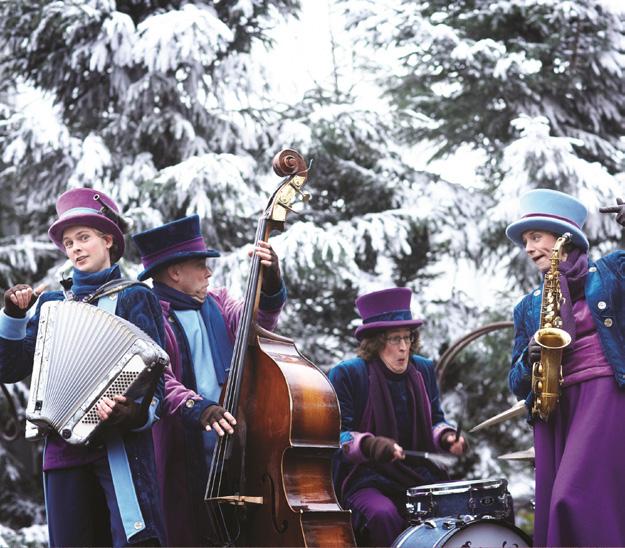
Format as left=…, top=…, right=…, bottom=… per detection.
left=505, top=189, right=589, bottom=250
left=132, top=215, right=220, bottom=281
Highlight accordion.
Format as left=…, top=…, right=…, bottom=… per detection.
left=25, top=300, right=168, bottom=445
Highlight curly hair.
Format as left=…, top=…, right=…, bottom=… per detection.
left=357, top=329, right=421, bottom=361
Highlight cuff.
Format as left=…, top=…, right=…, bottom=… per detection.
left=433, top=422, right=455, bottom=451
left=178, top=396, right=215, bottom=429
left=0, top=309, right=28, bottom=340
left=341, top=431, right=373, bottom=464
left=259, top=280, right=287, bottom=311
left=132, top=396, right=160, bottom=432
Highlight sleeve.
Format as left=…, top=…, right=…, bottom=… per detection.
left=328, top=362, right=371, bottom=464
left=508, top=299, right=533, bottom=401
left=0, top=295, right=50, bottom=383
left=118, top=287, right=168, bottom=430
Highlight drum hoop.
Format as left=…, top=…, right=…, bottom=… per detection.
left=407, top=478, right=507, bottom=497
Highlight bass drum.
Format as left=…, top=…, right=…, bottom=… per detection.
left=393, top=517, right=531, bottom=548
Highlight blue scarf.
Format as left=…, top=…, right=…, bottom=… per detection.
left=70, top=265, right=121, bottom=300
left=152, top=282, right=234, bottom=385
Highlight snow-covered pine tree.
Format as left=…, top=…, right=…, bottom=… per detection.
left=340, top=0, right=625, bottom=281
left=0, top=0, right=301, bottom=288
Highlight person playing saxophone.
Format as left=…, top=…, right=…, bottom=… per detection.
left=506, top=189, right=625, bottom=548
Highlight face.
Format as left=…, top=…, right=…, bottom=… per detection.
left=169, top=257, right=212, bottom=302
left=379, top=327, right=414, bottom=374
left=521, top=230, right=560, bottom=273
left=62, top=226, right=113, bottom=273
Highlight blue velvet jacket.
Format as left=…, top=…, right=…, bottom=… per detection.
left=509, top=251, right=625, bottom=401
left=0, top=279, right=166, bottom=544
left=328, top=355, right=454, bottom=500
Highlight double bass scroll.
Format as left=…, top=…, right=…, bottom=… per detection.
left=204, top=149, right=355, bottom=547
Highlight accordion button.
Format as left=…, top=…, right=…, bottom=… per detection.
left=604, top=318, right=613, bottom=327
left=134, top=521, right=144, bottom=530
left=186, top=399, right=196, bottom=408
left=533, top=290, right=541, bottom=297
left=589, top=266, right=597, bottom=273
left=598, top=301, right=607, bottom=310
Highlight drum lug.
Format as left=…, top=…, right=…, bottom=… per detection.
left=423, top=520, right=437, bottom=529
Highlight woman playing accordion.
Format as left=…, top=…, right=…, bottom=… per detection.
left=0, top=188, right=166, bottom=547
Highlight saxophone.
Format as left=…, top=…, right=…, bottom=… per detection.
left=531, top=232, right=573, bottom=421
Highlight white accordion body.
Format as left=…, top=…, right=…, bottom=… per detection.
left=25, top=300, right=168, bottom=445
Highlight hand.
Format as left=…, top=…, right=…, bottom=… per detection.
left=528, top=336, right=541, bottom=364
left=248, top=241, right=281, bottom=295
left=599, top=198, right=625, bottom=227
left=3, top=284, right=37, bottom=318
left=440, top=432, right=469, bottom=456
left=200, top=404, right=237, bottom=436
left=361, top=435, right=404, bottom=463
left=96, top=395, right=147, bottom=430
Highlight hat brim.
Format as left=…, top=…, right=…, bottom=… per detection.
left=355, top=319, right=424, bottom=340
left=137, top=249, right=221, bottom=281
left=506, top=217, right=588, bottom=251
left=48, top=214, right=126, bottom=256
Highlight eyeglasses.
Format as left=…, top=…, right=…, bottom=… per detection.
left=384, top=333, right=416, bottom=346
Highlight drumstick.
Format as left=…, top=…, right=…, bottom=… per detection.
left=454, top=419, right=463, bottom=442
left=34, top=283, right=48, bottom=297
left=403, top=450, right=456, bottom=468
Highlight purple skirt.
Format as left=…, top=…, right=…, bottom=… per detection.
left=534, top=376, right=625, bottom=547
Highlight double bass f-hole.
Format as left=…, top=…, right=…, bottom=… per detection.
left=262, top=472, right=288, bottom=534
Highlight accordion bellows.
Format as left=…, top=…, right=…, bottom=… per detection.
left=26, top=300, right=168, bottom=445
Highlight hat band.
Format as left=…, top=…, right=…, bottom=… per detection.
left=362, top=309, right=412, bottom=324
left=141, top=236, right=207, bottom=268
left=522, top=213, right=580, bottom=228
left=59, top=206, right=102, bottom=218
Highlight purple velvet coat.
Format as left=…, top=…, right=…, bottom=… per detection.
left=152, top=285, right=285, bottom=547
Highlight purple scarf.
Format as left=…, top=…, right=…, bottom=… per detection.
left=553, top=247, right=588, bottom=345
left=359, top=358, right=439, bottom=487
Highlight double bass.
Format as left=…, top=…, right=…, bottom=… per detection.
left=205, top=149, right=355, bottom=547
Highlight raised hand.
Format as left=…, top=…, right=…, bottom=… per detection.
left=4, top=285, right=37, bottom=318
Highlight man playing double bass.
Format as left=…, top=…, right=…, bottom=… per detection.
left=132, top=214, right=287, bottom=547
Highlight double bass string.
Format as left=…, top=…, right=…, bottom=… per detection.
left=205, top=215, right=267, bottom=544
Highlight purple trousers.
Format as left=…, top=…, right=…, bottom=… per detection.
left=345, top=487, right=407, bottom=547
left=534, top=376, right=625, bottom=547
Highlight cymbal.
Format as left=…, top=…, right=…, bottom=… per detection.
left=469, top=400, right=526, bottom=433
left=498, top=446, right=535, bottom=461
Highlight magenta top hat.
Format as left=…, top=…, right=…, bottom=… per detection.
left=354, top=287, right=424, bottom=339
left=48, top=188, right=125, bottom=256
left=132, top=215, right=220, bottom=281
left=506, top=188, right=589, bottom=250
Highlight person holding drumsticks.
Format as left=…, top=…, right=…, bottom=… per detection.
left=329, top=287, right=467, bottom=547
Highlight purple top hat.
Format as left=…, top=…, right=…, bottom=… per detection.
left=354, top=287, right=424, bottom=339
left=48, top=188, right=125, bottom=256
left=506, top=188, right=589, bottom=250
left=132, top=215, right=220, bottom=281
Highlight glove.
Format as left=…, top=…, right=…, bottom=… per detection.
left=99, top=396, right=147, bottom=430
left=3, top=284, right=37, bottom=318
left=528, top=337, right=541, bottom=364
left=200, top=404, right=236, bottom=435
left=361, top=435, right=396, bottom=463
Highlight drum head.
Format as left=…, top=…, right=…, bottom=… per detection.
left=393, top=518, right=531, bottom=548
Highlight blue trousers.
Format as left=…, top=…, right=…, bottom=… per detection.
left=45, top=457, right=158, bottom=547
